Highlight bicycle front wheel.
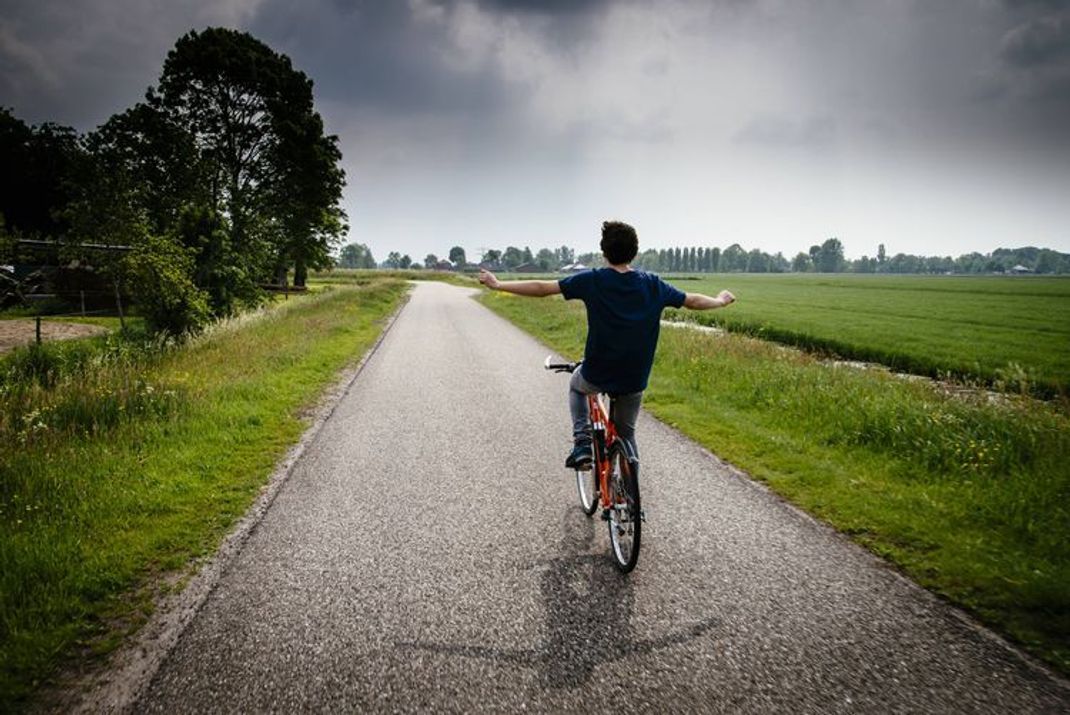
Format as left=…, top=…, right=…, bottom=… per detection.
left=576, top=461, right=598, bottom=516
left=606, top=443, right=641, bottom=573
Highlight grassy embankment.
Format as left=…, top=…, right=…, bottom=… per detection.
left=0, top=278, right=408, bottom=708
left=308, top=267, right=477, bottom=289
left=479, top=286, right=1070, bottom=675
left=661, top=274, right=1070, bottom=397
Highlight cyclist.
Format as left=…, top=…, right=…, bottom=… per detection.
left=478, top=220, right=736, bottom=469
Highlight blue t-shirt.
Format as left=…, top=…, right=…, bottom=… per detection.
left=558, top=268, right=686, bottom=394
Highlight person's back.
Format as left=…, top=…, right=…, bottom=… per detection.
left=478, top=220, right=735, bottom=468
left=559, top=266, right=684, bottom=396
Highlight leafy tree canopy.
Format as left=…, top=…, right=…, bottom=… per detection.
left=339, top=243, right=376, bottom=269
left=152, top=27, right=346, bottom=288
left=0, top=108, right=84, bottom=239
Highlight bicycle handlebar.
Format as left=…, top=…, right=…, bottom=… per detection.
left=543, top=355, right=581, bottom=374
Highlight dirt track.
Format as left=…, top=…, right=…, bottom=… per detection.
left=0, top=319, right=109, bottom=353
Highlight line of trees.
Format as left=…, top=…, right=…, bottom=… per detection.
left=1, top=28, right=346, bottom=334
left=334, top=244, right=581, bottom=272
left=539, top=239, right=1070, bottom=275
left=346, top=237, right=1069, bottom=275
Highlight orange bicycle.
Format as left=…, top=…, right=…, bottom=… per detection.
left=545, top=357, right=642, bottom=573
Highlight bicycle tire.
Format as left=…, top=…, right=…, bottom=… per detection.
left=606, top=442, right=641, bottom=573
left=575, top=462, right=598, bottom=516
left=576, top=432, right=602, bottom=516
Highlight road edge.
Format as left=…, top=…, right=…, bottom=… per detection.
left=50, top=289, right=413, bottom=715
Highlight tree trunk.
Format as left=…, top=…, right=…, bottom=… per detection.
left=294, top=257, right=307, bottom=288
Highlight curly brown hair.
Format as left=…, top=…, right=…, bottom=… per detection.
left=600, top=221, right=639, bottom=265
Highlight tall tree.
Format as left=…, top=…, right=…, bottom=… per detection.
left=338, top=242, right=375, bottom=269
left=746, top=249, right=769, bottom=273
left=816, top=237, right=845, bottom=272
left=448, top=245, right=467, bottom=266
left=0, top=110, right=84, bottom=239
left=270, top=109, right=347, bottom=286
left=721, top=244, right=746, bottom=272
left=88, top=103, right=206, bottom=237
left=153, top=28, right=345, bottom=290
left=502, top=246, right=524, bottom=269
left=535, top=247, right=555, bottom=271
left=71, top=106, right=226, bottom=316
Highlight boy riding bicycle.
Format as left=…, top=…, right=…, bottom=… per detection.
left=478, top=221, right=735, bottom=469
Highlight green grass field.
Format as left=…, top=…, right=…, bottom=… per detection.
left=479, top=288, right=1070, bottom=675
left=309, top=267, right=476, bottom=288
left=0, top=279, right=408, bottom=709
left=658, top=274, right=1070, bottom=397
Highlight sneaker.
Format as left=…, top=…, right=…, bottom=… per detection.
left=565, top=443, right=592, bottom=469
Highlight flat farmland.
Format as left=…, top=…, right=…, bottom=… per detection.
left=663, top=274, right=1070, bottom=396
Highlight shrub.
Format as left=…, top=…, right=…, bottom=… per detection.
left=124, top=234, right=210, bottom=336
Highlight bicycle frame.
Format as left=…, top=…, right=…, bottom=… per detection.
left=586, top=392, right=619, bottom=510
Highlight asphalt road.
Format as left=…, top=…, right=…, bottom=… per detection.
left=137, top=282, right=1069, bottom=713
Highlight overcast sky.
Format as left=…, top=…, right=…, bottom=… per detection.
left=2, top=0, right=1068, bottom=261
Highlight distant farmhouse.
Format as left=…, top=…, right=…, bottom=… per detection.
left=560, top=263, right=588, bottom=273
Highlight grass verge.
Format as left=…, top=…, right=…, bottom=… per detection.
left=309, top=267, right=477, bottom=288
left=479, top=290, right=1070, bottom=675
left=0, top=279, right=408, bottom=709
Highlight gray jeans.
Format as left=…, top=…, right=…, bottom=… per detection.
left=569, top=369, right=643, bottom=458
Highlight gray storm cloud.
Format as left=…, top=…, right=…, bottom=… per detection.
left=1001, top=13, right=1070, bottom=67
left=1, top=0, right=1067, bottom=259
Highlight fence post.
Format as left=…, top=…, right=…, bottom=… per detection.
left=114, top=279, right=126, bottom=331
left=35, top=315, right=42, bottom=345
left=80, top=290, right=86, bottom=316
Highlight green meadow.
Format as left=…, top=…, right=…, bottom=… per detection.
left=0, top=279, right=408, bottom=708
left=479, top=284, right=1070, bottom=675
left=659, top=273, right=1070, bottom=397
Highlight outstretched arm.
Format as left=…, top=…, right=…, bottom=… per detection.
left=683, top=290, right=735, bottom=310
left=479, top=269, right=561, bottom=297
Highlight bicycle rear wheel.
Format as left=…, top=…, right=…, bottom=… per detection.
left=606, top=443, right=641, bottom=573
